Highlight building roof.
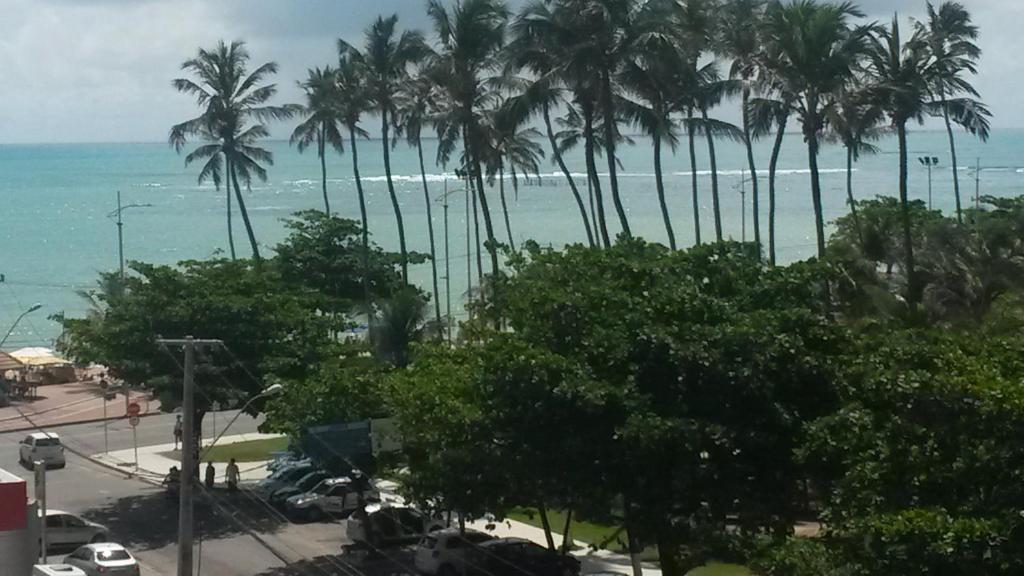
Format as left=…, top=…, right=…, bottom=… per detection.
left=0, top=351, right=23, bottom=372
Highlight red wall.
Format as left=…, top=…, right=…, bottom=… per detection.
left=0, top=474, right=27, bottom=531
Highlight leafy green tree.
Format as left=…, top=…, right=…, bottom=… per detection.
left=761, top=1, right=872, bottom=258
left=341, top=15, right=428, bottom=283
left=170, top=40, right=297, bottom=261
left=291, top=66, right=345, bottom=215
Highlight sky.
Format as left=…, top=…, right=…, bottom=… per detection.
left=0, top=0, right=1018, bottom=144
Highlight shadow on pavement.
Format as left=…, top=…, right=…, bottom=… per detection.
left=79, top=488, right=290, bottom=551
left=254, top=548, right=418, bottom=576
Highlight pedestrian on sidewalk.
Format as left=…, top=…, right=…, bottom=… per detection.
left=226, top=458, right=239, bottom=492
left=204, top=461, right=215, bottom=489
left=173, top=414, right=183, bottom=450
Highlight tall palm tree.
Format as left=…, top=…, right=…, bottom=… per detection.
left=916, top=1, right=990, bottom=224
left=827, top=89, right=886, bottom=247
left=868, top=16, right=933, bottom=307
left=427, top=0, right=510, bottom=284
left=695, top=68, right=743, bottom=243
left=555, top=102, right=614, bottom=247
left=341, top=15, right=428, bottom=283
left=170, top=41, right=296, bottom=262
left=291, top=66, right=345, bottom=215
left=396, top=73, right=443, bottom=325
left=620, top=30, right=684, bottom=250
left=507, top=8, right=596, bottom=246
left=719, top=0, right=766, bottom=256
left=761, top=0, right=872, bottom=259
left=336, top=52, right=374, bottom=310
left=484, top=104, right=546, bottom=251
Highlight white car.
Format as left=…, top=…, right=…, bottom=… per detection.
left=285, top=477, right=376, bottom=521
left=415, top=528, right=495, bottom=576
left=43, top=510, right=109, bottom=551
left=20, top=432, right=66, bottom=468
left=64, top=543, right=140, bottom=576
left=345, top=504, right=446, bottom=548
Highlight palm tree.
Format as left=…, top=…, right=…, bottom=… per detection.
left=916, top=1, right=990, bottom=224
left=868, top=15, right=933, bottom=307
left=719, top=0, right=766, bottom=255
left=336, top=52, right=374, bottom=310
left=761, top=0, right=872, bottom=259
left=290, top=66, right=345, bottom=215
left=506, top=9, right=596, bottom=246
left=427, top=0, right=510, bottom=284
left=341, top=15, right=428, bottom=284
left=396, top=73, right=443, bottom=325
left=484, top=104, right=546, bottom=251
left=555, top=102, right=614, bottom=247
left=372, top=287, right=431, bottom=368
left=827, top=89, right=886, bottom=248
left=170, top=41, right=296, bottom=261
left=620, top=27, right=684, bottom=250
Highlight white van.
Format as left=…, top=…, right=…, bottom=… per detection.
left=19, top=432, right=66, bottom=468
left=33, top=564, right=87, bottom=576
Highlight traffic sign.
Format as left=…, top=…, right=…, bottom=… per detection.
left=128, top=415, right=140, bottom=427
left=127, top=402, right=141, bottom=417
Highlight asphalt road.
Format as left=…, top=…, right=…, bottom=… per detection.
left=0, top=412, right=367, bottom=576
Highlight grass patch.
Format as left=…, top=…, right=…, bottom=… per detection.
left=687, top=563, right=752, bottom=576
left=202, top=436, right=288, bottom=463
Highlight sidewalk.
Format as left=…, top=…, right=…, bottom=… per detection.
left=91, top=432, right=282, bottom=483
left=0, top=381, right=160, bottom=433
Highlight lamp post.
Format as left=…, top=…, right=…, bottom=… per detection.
left=0, top=303, right=42, bottom=349
left=198, top=383, right=284, bottom=461
left=108, top=191, right=153, bottom=279
left=918, top=156, right=940, bottom=210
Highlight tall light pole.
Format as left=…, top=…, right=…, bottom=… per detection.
left=108, top=191, right=152, bottom=279
left=439, top=178, right=459, bottom=343
left=198, top=383, right=283, bottom=461
left=0, top=303, right=42, bottom=349
left=918, top=157, right=939, bottom=210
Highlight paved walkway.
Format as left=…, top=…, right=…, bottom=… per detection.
left=0, top=381, right=160, bottom=433
left=91, top=432, right=280, bottom=484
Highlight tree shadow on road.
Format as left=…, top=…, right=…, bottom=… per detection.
left=254, top=548, right=418, bottom=576
left=79, top=488, right=290, bottom=551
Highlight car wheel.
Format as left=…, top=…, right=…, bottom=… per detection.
left=307, top=507, right=325, bottom=522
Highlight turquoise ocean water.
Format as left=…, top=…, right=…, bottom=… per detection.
left=0, top=129, right=1019, bottom=347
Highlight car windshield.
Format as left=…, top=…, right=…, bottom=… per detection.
left=298, top=473, right=323, bottom=490
left=313, top=481, right=333, bottom=494
left=97, top=549, right=132, bottom=561
left=35, top=438, right=60, bottom=446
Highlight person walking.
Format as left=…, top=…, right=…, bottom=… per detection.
left=173, top=414, right=183, bottom=450
left=225, top=458, right=239, bottom=492
left=204, top=461, right=215, bottom=489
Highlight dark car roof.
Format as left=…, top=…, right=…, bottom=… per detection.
left=480, top=537, right=533, bottom=548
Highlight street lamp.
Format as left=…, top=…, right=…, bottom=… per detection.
left=0, top=303, right=42, bottom=349
left=199, top=383, right=284, bottom=460
left=107, top=190, right=153, bottom=279
left=918, top=156, right=940, bottom=210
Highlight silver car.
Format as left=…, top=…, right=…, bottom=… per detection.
left=64, top=543, right=140, bottom=576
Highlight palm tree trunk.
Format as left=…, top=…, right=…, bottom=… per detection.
left=417, top=141, right=442, bottom=326
left=742, top=87, right=761, bottom=257
left=768, top=115, right=787, bottom=266
left=588, top=175, right=597, bottom=240
left=466, top=121, right=501, bottom=327
left=702, top=106, right=723, bottom=242
left=472, top=176, right=483, bottom=285
left=583, top=107, right=612, bottom=248
left=846, top=147, right=864, bottom=247
left=653, top=134, right=676, bottom=250
left=806, top=126, right=826, bottom=259
left=942, top=96, right=963, bottom=224
left=897, top=121, right=919, bottom=307
left=688, top=111, right=701, bottom=246
left=499, top=162, right=515, bottom=251
left=229, top=161, right=261, bottom=261
left=319, top=125, right=330, bottom=215
left=600, top=70, right=631, bottom=238
left=381, top=108, right=409, bottom=283
left=543, top=105, right=594, bottom=247
left=223, top=152, right=237, bottom=260
left=350, top=126, right=371, bottom=313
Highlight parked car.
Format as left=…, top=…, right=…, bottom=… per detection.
left=473, top=538, right=580, bottom=576
left=345, top=504, right=446, bottom=548
left=64, top=543, right=140, bottom=576
left=32, top=565, right=87, bottom=576
left=266, top=452, right=311, bottom=473
left=19, top=432, right=66, bottom=468
left=268, top=470, right=330, bottom=507
left=43, top=510, right=108, bottom=551
left=285, top=476, right=377, bottom=521
left=415, top=528, right=495, bottom=576
left=254, top=462, right=316, bottom=497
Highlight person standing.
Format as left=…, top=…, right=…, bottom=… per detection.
left=173, top=414, right=183, bottom=450
left=225, top=458, right=239, bottom=492
left=204, top=461, right=216, bottom=489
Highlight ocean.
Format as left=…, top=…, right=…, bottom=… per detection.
left=0, top=128, right=1017, bottom=348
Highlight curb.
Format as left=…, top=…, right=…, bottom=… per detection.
left=0, top=410, right=162, bottom=434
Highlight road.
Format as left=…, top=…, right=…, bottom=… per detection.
left=0, top=412, right=365, bottom=576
